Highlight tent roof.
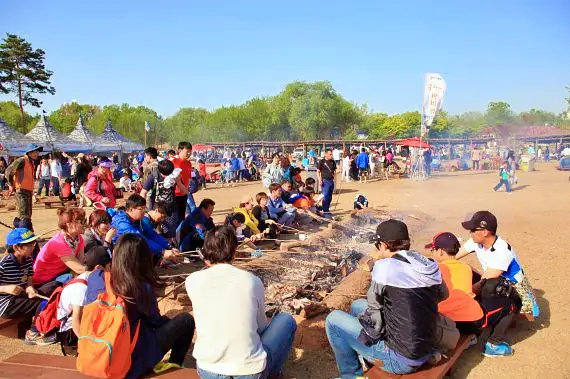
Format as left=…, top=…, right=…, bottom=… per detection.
left=0, top=118, right=26, bottom=141
left=25, top=114, right=74, bottom=144
left=395, top=137, right=433, bottom=149
left=98, top=120, right=143, bottom=152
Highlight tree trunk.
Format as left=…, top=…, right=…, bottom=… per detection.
left=17, top=76, right=24, bottom=132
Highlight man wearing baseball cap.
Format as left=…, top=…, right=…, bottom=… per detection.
left=5, top=144, right=43, bottom=230
left=326, top=219, right=448, bottom=377
left=426, top=232, right=484, bottom=336
left=457, top=210, right=539, bottom=357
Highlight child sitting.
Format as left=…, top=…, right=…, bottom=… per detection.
left=119, top=172, right=133, bottom=192
left=59, top=178, right=76, bottom=201
left=354, top=194, right=369, bottom=210
left=57, top=246, right=111, bottom=356
left=0, top=228, right=60, bottom=345
left=426, top=232, right=484, bottom=335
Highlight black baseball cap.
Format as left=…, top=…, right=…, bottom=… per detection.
left=370, top=219, right=409, bottom=243
left=425, top=232, right=461, bottom=251
left=461, top=211, right=498, bottom=234
left=83, top=246, right=111, bottom=270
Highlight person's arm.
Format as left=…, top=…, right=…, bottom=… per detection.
left=60, top=255, right=86, bottom=274
left=0, top=284, right=24, bottom=296
left=83, top=176, right=104, bottom=203
left=175, top=176, right=189, bottom=195
left=254, top=278, right=269, bottom=333
left=71, top=305, right=83, bottom=337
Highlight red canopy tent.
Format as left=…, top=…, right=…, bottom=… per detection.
left=395, top=137, right=432, bottom=149
left=193, top=144, right=214, bottom=152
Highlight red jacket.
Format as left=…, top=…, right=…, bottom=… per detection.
left=83, top=170, right=116, bottom=207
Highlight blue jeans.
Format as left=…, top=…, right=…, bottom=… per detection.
left=493, top=179, right=511, bottom=192
left=322, top=178, right=334, bottom=213
left=37, top=177, right=50, bottom=196
left=51, top=177, right=60, bottom=196
left=186, top=193, right=197, bottom=215
left=198, top=313, right=296, bottom=379
left=325, top=299, right=418, bottom=378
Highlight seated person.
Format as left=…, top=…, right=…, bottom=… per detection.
left=292, top=167, right=303, bottom=189
left=57, top=246, right=111, bottom=356
left=354, top=194, right=369, bottom=210
left=142, top=204, right=168, bottom=234
left=280, top=180, right=294, bottom=204
left=59, top=178, right=76, bottom=201
left=0, top=228, right=60, bottom=345
left=225, top=213, right=257, bottom=250
left=109, top=194, right=179, bottom=264
left=119, top=172, right=132, bottom=192
left=177, top=198, right=216, bottom=253
left=33, top=207, right=87, bottom=287
left=290, top=189, right=323, bottom=222
left=426, top=232, right=484, bottom=335
left=185, top=226, right=296, bottom=379
left=82, top=209, right=112, bottom=253
left=233, top=195, right=265, bottom=240
left=266, top=183, right=297, bottom=226
left=252, top=192, right=278, bottom=238
left=458, top=211, right=537, bottom=357
left=326, top=220, right=448, bottom=376
left=559, top=156, right=570, bottom=169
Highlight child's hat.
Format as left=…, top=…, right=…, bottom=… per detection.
left=424, top=232, right=460, bottom=250
left=6, top=228, right=39, bottom=246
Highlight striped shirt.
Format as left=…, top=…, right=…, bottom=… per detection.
left=0, top=254, right=34, bottom=317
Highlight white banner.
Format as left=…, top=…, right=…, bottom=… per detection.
left=422, top=73, right=446, bottom=129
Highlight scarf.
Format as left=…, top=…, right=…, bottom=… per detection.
left=63, top=233, right=80, bottom=251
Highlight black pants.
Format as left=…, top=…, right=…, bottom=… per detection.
left=156, top=313, right=195, bottom=365
left=2, top=281, right=60, bottom=318
left=456, top=318, right=484, bottom=335
left=174, top=195, right=188, bottom=225
left=479, top=292, right=521, bottom=343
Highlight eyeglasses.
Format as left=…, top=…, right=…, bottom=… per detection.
left=469, top=228, right=485, bottom=233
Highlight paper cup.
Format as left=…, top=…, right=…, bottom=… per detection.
left=298, top=233, right=307, bottom=241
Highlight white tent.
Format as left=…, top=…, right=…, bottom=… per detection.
left=98, top=120, right=144, bottom=153
left=67, top=115, right=116, bottom=152
left=25, top=114, right=91, bottom=153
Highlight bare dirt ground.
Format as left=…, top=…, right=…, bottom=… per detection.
left=0, top=161, right=568, bottom=378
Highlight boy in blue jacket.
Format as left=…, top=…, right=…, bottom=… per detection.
left=108, top=194, right=181, bottom=265
left=356, top=148, right=370, bottom=183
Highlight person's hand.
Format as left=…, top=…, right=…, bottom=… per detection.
left=26, top=286, right=38, bottom=299
left=265, top=219, right=275, bottom=225
left=6, top=285, right=23, bottom=296
left=163, top=249, right=182, bottom=263
left=7, top=185, right=14, bottom=196
left=101, top=197, right=110, bottom=205
left=250, top=234, right=259, bottom=243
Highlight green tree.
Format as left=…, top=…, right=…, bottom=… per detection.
left=518, top=108, right=559, bottom=126
left=0, top=100, right=35, bottom=131
left=485, top=101, right=513, bottom=126
left=49, top=102, right=101, bottom=133
left=0, top=33, right=55, bottom=131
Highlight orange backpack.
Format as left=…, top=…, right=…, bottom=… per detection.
left=76, top=272, right=140, bottom=378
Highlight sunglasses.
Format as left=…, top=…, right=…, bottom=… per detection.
left=469, top=228, right=485, bottom=233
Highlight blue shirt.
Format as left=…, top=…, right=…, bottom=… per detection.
left=356, top=152, right=369, bottom=169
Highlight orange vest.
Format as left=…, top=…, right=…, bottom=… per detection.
left=15, top=157, right=35, bottom=191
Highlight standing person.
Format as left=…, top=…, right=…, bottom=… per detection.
left=369, top=150, right=377, bottom=178
left=471, top=147, right=481, bottom=170
left=544, top=146, right=550, bottom=162
left=325, top=220, right=448, bottom=377
left=457, top=212, right=537, bottom=357
left=423, top=148, right=433, bottom=176
left=171, top=142, right=192, bottom=223
left=141, top=147, right=159, bottom=204
left=36, top=156, right=52, bottom=196
left=332, top=147, right=341, bottom=167
left=506, top=150, right=517, bottom=186
left=0, top=157, right=7, bottom=190
left=493, top=162, right=512, bottom=194
left=71, top=154, right=92, bottom=191
left=342, top=151, right=351, bottom=182
left=50, top=154, right=63, bottom=196
left=262, top=153, right=282, bottom=188
left=186, top=226, right=296, bottom=379
left=6, top=144, right=42, bottom=230
left=356, top=148, right=369, bottom=183
left=199, top=159, right=207, bottom=189
left=317, top=149, right=337, bottom=215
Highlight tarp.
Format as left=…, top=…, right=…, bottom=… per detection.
left=25, top=115, right=91, bottom=153
left=98, top=120, right=144, bottom=153
left=67, top=115, right=116, bottom=153
left=396, top=137, right=433, bottom=149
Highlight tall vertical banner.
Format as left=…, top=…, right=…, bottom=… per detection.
left=421, top=73, right=446, bottom=136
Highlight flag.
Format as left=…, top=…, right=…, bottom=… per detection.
left=144, top=121, right=150, bottom=132
left=422, top=73, right=446, bottom=129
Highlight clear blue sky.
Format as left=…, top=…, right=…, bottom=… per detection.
left=2, top=0, right=569, bottom=117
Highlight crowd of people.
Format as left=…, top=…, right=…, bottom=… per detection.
left=0, top=140, right=543, bottom=378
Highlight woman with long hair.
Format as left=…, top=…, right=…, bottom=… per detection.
left=186, top=226, right=296, bottom=379
left=111, top=234, right=195, bottom=378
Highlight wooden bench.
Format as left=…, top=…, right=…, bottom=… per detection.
left=39, top=199, right=78, bottom=209
left=363, top=334, right=473, bottom=379
left=0, top=316, right=29, bottom=338
left=1, top=352, right=200, bottom=378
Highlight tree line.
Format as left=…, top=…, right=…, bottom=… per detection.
left=1, top=33, right=569, bottom=145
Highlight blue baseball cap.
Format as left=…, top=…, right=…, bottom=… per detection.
left=6, top=228, right=39, bottom=246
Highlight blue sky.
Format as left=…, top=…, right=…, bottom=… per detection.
left=2, top=0, right=569, bottom=117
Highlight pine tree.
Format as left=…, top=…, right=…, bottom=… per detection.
left=0, top=33, right=56, bottom=131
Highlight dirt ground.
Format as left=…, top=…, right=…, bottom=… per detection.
left=0, top=162, right=568, bottom=378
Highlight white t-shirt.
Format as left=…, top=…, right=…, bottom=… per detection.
left=50, top=160, right=62, bottom=178
left=186, top=264, right=268, bottom=376
left=119, top=177, right=132, bottom=189
left=463, top=236, right=524, bottom=283
left=57, top=272, right=89, bottom=332
left=332, top=149, right=341, bottom=161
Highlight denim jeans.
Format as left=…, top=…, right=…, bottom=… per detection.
left=325, top=299, right=418, bottom=378
left=321, top=178, right=334, bottom=212
left=198, top=312, right=297, bottom=379
left=51, top=177, right=60, bottom=196
left=493, top=179, right=512, bottom=192
left=37, top=177, right=50, bottom=196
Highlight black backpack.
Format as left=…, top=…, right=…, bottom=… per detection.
left=154, top=176, right=175, bottom=205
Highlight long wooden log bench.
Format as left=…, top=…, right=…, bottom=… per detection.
left=363, top=334, right=473, bottom=379
left=0, top=316, right=29, bottom=338
left=0, top=352, right=200, bottom=378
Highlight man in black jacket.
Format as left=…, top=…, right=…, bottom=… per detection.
left=325, top=219, right=448, bottom=377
